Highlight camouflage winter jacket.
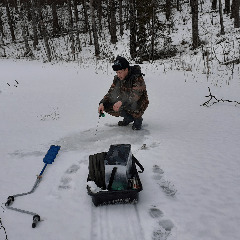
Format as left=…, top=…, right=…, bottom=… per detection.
left=100, top=65, right=149, bottom=118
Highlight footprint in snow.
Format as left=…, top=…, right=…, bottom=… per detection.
left=159, top=219, right=174, bottom=232
left=152, top=165, right=177, bottom=197
left=65, top=164, right=80, bottom=174
left=149, top=206, right=175, bottom=240
left=153, top=165, right=164, bottom=174
left=58, top=176, right=72, bottom=190
left=152, top=165, right=164, bottom=180
left=149, top=207, right=164, bottom=218
left=58, top=164, right=81, bottom=190
left=152, top=219, right=175, bottom=240
left=159, top=180, right=177, bottom=197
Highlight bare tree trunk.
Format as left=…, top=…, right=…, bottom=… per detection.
left=176, top=0, right=181, bottom=11
left=0, top=9, right=4, bottom=38
left=192, top=0, right=199, bottom=49
left=73, top=0, right=79, bottom=22
left=234, top=0, right=240, bottom=28
left=67, top=0, right=75, bottom=60
left=67, top=0, right=73, bottom=30
left=212, top=0, right=217, bottom=10
left=19, top=2, right=32, bottom=56
left=82, top=0, right=88, bottom=33
left=230, top=0, right=238, bottom=19
left=25, top=0, right=32, bottom=21
left=224, top=0, right=230, bottom=13
left=73, top=0, right=81, bottom=53
left=96, top=0, right=102, bottom=32
left=13, top=0, right=19, bottom=13
left=51, top=0, right=60, bottom=35
left=31, top=0, right=38, bottom=49
left=219, top=0, right=225, bottom=34
left=125, top=0, right=130, bottom=30
left=119, top=0, right=124, bottom=36
left=166, top=0, right=171, bottom=21
left=151, top=2, right=155, bottom=61
left=231, top=0, right=236, bottom=18
left=106, top=0, right=111, bottom=33
left=82, top=0, right=92, bottom=44
left=89, top=0, right=100, bottom=56
left=129, top=0, right=137, bottom=58
left=136, top=0, right=149, bottom=61
left=109, top=0, right=117, bottom=44
left=36, top=0, right=51, bottom=62
left=5, top=0, right=16, bottom=41
left=190, top=0, right=193, bottom=9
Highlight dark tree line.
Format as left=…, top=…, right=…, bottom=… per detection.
left=212, top=0, right=239, bottom=27
left=0, top=0, right=239, bottom=61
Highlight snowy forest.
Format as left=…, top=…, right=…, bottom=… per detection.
left=0, top=0, right=239, bottom=63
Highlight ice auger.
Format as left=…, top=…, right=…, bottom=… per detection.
left=5, top=145, right=61, bottom=228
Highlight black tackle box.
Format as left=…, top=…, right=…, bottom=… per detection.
left=87, top=144, right=144, bottom=206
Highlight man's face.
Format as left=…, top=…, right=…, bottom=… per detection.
left=116, top=68, right=128, bottom=80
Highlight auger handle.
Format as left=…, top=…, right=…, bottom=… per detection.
left=5, top=196, right=14, bottom=206
left=32, top=215, right=41, bottom=228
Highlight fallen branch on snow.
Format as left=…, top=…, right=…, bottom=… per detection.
left=222, top=58, right=240, bottom=65
left=0, top=217, right=8, bottom=240
left=201, top=87, right=240, bottom=107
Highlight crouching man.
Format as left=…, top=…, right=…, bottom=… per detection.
left=98, top=56, right=149, bottom=130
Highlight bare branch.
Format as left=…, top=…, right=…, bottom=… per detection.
left=201, top=87, right=240, bottom=107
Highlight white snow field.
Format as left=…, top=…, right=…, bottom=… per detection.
left=0, top=58, right=240, bottom=240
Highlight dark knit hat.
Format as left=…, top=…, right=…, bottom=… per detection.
left=112, top=56, right=130, bottom=71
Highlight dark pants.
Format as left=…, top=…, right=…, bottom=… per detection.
left=103, top=102, right=143, bottom=127
left=120, top=110, right=143, bottom=128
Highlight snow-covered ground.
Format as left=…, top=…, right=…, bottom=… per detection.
left=0, top=56, right=240, bottom=240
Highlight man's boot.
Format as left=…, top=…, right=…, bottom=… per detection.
left=118, top=110, right=134, bottom=126
left=132, top=117, right=143, bottom=130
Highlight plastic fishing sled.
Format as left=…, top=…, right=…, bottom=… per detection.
left=87, top=144, right=144, bottom=206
